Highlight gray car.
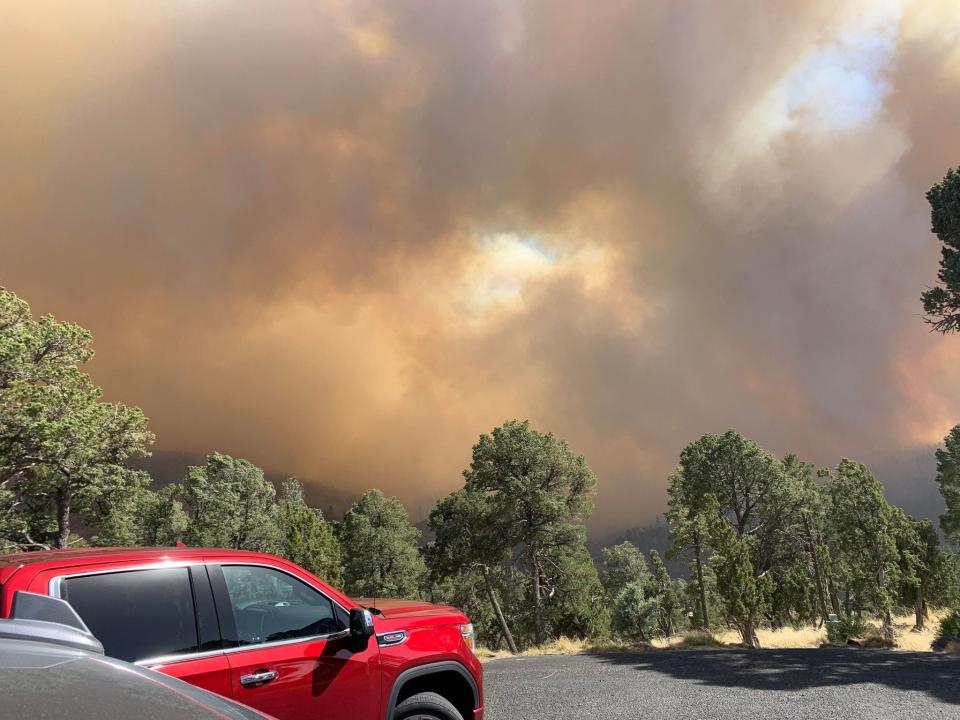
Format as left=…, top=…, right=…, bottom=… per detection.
left=0, top=591, right=274, bottom=720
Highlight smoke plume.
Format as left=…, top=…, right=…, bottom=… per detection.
left=3, top=0, right=960, bottom=530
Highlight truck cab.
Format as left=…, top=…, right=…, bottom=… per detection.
left=0, top=548, right=483, bottom=720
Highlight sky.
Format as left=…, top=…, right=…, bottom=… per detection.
left=3, top=0, right=960, bottom=533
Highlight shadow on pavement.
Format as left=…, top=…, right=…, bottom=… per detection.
left=589, top=647, right=960, bottom=705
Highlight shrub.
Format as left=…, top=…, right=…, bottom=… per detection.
left=612, top=581, right=659, bottom=642
left=932, top=608, right=960, bottom=652
left=677, top=630, right=723, bottom=648
left=826, top=615, right=867, bottom=646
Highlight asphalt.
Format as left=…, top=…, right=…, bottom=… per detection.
left=483, top=648, right=960, bottom=719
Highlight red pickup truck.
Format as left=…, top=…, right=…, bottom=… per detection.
left=0, top=547, right=483, bottom=720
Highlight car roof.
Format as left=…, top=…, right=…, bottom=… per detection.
left=0, top=547, right=358, bottom=614
left=0, top=547, right=275, bottom=571
left=0, top=637, right=271, bottom=720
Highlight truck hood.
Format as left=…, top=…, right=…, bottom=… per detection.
left=355, top=598, right=462, bottom=621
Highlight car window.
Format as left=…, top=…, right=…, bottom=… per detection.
left=60, top=567, right=199, bottom=663
left=220, top=565, right=343, bottom=646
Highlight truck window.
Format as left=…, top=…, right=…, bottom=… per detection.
left=220, top=565, right=343, bottom=646
left=60, top=567, right=199, bottom=663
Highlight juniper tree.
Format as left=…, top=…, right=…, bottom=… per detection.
left=825, top=459, right=901, bottom=640
left=599, top=541, right=651, bottom=601
left=649, top=550, right=684, bottom=636
left=339, top=489, right=426, bottom=600
left=176, top=453, right=282, bottom=552
left=703, top=494, right=771, bottom=648
left=278, top=478, right=342, bottom=586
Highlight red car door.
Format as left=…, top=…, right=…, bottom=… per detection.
left=210, top=563, right=380, bottom=720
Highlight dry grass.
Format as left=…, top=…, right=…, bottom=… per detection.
left=476, top=610, right=950, bottom=661
left=888, top=610, right=945, bottom=652
left=476, top=636, right=649, bottom=661
left=714, top=625, right=827, bottom=649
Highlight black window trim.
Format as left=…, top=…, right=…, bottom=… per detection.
left=209, top=562, right=351, bottom=655
left=189, top=564, right=224, bottom=654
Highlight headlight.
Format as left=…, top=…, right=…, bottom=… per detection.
left=460, top=623, right=475, bottom=653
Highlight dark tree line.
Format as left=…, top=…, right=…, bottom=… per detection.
left=5, top=283, right=960, bottom=652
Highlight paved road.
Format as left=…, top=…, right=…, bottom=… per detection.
left=484, top=648, right=960, bottom=719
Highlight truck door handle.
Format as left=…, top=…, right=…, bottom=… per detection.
left=240, top=670, right=279, bottom=686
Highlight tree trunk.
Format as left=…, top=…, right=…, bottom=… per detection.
left=914, top=581, right=925, bottom=631
left=531, top=550, right=546, bottom=646
left=802, top=516, right=831, bottom=625
left=483, top=566, right=518, bottom=654
left=693, top=539, right=709, bottom=629
left=742, top=616, right=760, bottom=648
left=877, top=561, right=893, bottom=644
left=55, top=485, right=71, bottom=549
left=828, top=584, right=841, bottom=618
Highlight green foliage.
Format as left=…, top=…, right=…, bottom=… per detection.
left=775, top=454, right=835, bottom=627
left=176, top=453, right=282, bottom=553
left=649, top=550, right=685, bottom=636
left=703, top=494, right=771, bottom=647
left=462, top=419, right=598, bottom=646
left=540, top=536, right=609, bottom=641
left=0, top=287, right=154, bottom=549
left=599, top=542, right=650, bottom=601
left=935, top=425, right=960, bottom=544
left=277, top=478, right=342, bottom=586
left=427, top=420, right=599, bottom=649
left=426, top=489, right=506, bottom=579
left=921, top=167, right=960, bottom=332
left=826, top=615, right=867, bottom=646
left=825, top=459, right=901, bottom=632
left=339, top=489, right=426, bottom=599
left=426, top=488, right=523, bottom=652
left=136, top=485, right=190, bottom=546
left=677, top=630, right=723, bottom=648
left=937, top=608, right=960, bottom=641
left=668, top=431, right=790, bottom=634
left=605, top=545, right=685, bottom=641
left=612, top=581, right=659, bottom=642
left=684, top=558, right=722, bottom=629
left=690, top=431, right=786, bottom=536
left=666, top=472, right=711, bottom=627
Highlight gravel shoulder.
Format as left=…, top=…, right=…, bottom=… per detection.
left=483, top=648, right=960, bottom=720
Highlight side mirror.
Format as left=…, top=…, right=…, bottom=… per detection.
left=349, top=608, right=375, bottom=639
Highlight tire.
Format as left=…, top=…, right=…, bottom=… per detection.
left=393, top=691, right=465, bottom=720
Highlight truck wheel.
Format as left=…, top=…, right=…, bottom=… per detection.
left=393, top=691, right=464, bottom=720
